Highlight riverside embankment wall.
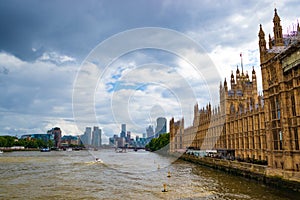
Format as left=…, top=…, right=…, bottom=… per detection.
left=177, top=153, right=300, bottom=192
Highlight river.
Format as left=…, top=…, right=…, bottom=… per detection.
left=0, top=149, right=298, bottom=200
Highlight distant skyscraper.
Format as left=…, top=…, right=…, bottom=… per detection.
left=120, top=124, right=126, bottom=138
left=117, top=137, right=125, bottom=147
left=92, top=126, right=102, bottom=147
left=146, top=125, right=154, bottom=138
left=47, top=127, right=62, bottom=148
left=126, top=131, right=131, bottom=142
left=82, top=127, right=92, bottom=146
left=155, top=117, right=167, bottom=136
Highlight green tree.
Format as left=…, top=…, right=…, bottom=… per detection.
left=14, top=138, right=26, bottom=146
left=24, top=139, right=38, bottom=148
left=0, top=136, right=16, bottom=147
left=0, top=136, right=7, bottom=147
left=146, top=133, right=169, bottom=152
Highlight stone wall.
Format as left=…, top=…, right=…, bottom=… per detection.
left=179, top=154, right=300, bottom=192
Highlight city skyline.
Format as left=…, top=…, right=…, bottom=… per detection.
left=0, top=1, right=300, bottom=144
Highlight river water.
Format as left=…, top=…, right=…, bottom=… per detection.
left=0, top=149, right=298, bottom=200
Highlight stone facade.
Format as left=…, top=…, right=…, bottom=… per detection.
left=259, top=9, right=300, bottom=172
left=170, top=9, right=300, bottom=174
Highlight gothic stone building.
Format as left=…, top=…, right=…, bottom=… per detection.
left=170, top=9, right=300, bottom=174
left=259, top=9, right=300, bottom=172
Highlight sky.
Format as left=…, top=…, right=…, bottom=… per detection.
left=0, top=0, right=299, bottom=143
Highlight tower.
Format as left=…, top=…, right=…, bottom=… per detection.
left=155, top=117, right=167, bottom=136
left=92, top=126, right=101, bottom=147
left=269, top=34, right=273, bottom=49
left=251, top=66, right=258, bottom=104
left=146, top=125, right=154, bottom=138
left=120, top=124, right=126, bottom=138
left=47, top=127, right=62, bottom=148
left=84, top=127, right=92, bottom=146
left=258, top=24, right=267, bottom=62
left=273, top=8, right=284, bottom=46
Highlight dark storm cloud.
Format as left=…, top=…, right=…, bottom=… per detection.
left=0, top=0, right=269, bottom=62
left=0, top=0, right=105, bottom=61
left=0, top=0, right=171, bottom=61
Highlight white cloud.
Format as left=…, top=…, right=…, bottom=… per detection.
left=38, top=51, right=76, bottom=65
left=86, top=47, right=218, bottom=136
left=0, top=52, right=79, bottom=136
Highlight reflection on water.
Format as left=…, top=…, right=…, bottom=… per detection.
left=0, top=150, right=298, bottom=200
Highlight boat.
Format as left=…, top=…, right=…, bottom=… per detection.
left=40, top=148, right=50, bottom=152
left=0, top=150, right=3, bottom=154
left=95, top=158, right=103, bottom=163
left=66, top=148, right=72, bottom=152
left=115, top=148, right=126, bottom=153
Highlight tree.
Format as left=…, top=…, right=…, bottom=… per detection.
left=0, top=136, right=16, bottom=147
left=145, top=133, right=169, bottom=152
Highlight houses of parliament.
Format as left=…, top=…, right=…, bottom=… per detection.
left=170, top=9, right=300, bottom=176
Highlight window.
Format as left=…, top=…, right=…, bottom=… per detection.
left=270, top=98, right=276, bottom=119
left=291, top=94, right=296, bottom=116
left=230, top=103, right=235, bottom=113
left=249, top=98, right=253, bottom=111
left=273, top=130, right=278, bottom=150
left=272, top=129, right=283, bottom=150
left=239, top=103, right=244, bottom=114
left=295, top=128, right=299, bottom=150
left=275, top=97, right=281, bottom=120
left=279, top=131, right=283, bottom=150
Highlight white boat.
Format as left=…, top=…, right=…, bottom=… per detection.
left=115, top=148, right=126, bottom=153
left=95, top=158, right=103, bottom=163
left=0, top=150, right=3, bottom=154
left=66, top=148, right=72, bottom=152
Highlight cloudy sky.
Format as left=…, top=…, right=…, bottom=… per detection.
left=0, top=0, right=299, bottom=143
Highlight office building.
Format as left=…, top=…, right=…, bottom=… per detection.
left=146, top=125, right=154, bottom=138
left=155, top=117, right=167, bottom=136
left=80, top=127, right=92, bottom=147
left=92, top=126, right=102, bottom=147
left=120, top=124, right=126, bottom=138
left=47, top=127, right=62, bottom=148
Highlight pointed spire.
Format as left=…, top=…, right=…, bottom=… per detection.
left=236, top=65, right=240, bottom=75
left=230, top=70, right=235, bottom=85
left=259, top=24, right=265, bottom=38
left=230, top=71, right=235, bottom=89
left=269, top=34, right=273, bottom=49
left=273, top=8, right=284, bottom=46
left=273, top=8, right=280, bottom=22
left=252, top=66, right=256, bottom=75
left=240, top=53, right=244, bottom=74
left=258, top=24, right=267, bottom=62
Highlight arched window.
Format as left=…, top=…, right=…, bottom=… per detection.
left=249, top=98, right=253, bottom=111
left=239, top=103, right=244, bottom=114
left=230, top=103, right=235, bottom=114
